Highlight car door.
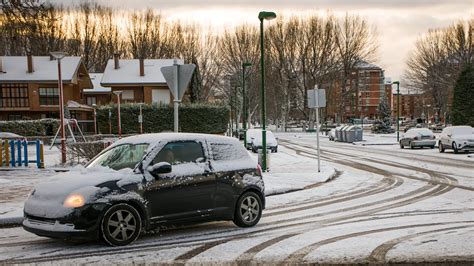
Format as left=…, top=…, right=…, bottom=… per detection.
left=440, top=128, right=450, bottom=147
left=144, top=140, right=216, bottom=223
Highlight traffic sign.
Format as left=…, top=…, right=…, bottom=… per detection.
left=161, top=63, right=196, bottom=101
left=308, top=88, right=326, bottom=108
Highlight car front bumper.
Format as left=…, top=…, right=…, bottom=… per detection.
left=23, top=203, right=110, bottom=240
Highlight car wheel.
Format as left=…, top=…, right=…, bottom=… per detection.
left=233, top=191, right=262, bottom=228
left=452, top=142, right=459, bottom=154
left=399, top=142, right=404, bottom=149
left=101, top=203, right=142, bottom=246
left=439, top=142, right=445, bottom=153
left=430, top=146, right=435, bottom=149
left=410, top=142, right=414, bottom=149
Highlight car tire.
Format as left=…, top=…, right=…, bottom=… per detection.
left=233, top=191, right=262, bottom=228
left=430, top=146, right=434, bottom=149
left=439, top=142, right=445, bottom=153
left=410, top=142, right=414, bottom=149
left=453, top=142, right=459, bottom=154
left=400, top=142, right=404, bottom=149
left=101, top=203, right=142, bottom=246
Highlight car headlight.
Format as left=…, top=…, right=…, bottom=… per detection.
left=63, top=194, right=85, bottom=208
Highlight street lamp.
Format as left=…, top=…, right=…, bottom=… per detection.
left=392, top=81, right=400, bottom=142
left=242, top=62, right=252, bottom=147
left=113, top=91, right=123, bottom=138
left=50, top=51, right=67, bottom=164
left=258, top=10, right=276, bottom=172
left=92, top=103, right=97, bottom=135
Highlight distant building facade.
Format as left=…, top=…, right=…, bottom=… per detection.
left=0, top=55, right=93, bottom=122
left=326, top=61, right=392, bottom=123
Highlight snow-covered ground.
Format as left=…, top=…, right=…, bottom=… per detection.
left=0, top=132, right=472, bottom=264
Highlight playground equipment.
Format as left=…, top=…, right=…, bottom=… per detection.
left=0, top=139, right=44, bottom=168
left=50, top=118, right=86, bottom=150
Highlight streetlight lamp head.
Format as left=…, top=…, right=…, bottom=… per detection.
left=392, top=81, right=400, bottom=85
left=258, top=11, right=277, bottom=21
left=50, top=51, right=67, bottom=60
left=242, top=62, right=252, bottom=67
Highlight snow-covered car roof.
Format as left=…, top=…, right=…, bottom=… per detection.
left=110, top=133, right=235, bottom=148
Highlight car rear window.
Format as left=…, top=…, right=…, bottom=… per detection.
left=211, top=143, right=249, bottom=161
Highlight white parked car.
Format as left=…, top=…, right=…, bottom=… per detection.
left=249, top=129, right=278, bottom=153
left=399, top=128, right=436, bottom=149
left=245, top=128, right=261, bottom=149
left=439, top=126, right=474, bottom=154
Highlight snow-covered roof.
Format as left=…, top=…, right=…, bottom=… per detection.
left=83, top=73, right=110, bottom=94
left=101, top=59, right=184, bottom=86
left=0, top=56, right=85, bottom=83
left=355, top=61, right=381, bottom=70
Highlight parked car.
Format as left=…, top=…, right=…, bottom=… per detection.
left=23, top=133, right=265, bottom=246
left=250, top=130, right=278, bottom=153
left=245, top=128, right=261, bottom=149
left=399, top=128, right=436, bottom=149
left=439, top=126, right=474, bottom=154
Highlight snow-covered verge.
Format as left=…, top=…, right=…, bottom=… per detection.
left=246, top=147, right=335, bottom=196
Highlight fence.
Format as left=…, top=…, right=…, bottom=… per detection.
left=0, top=140, right=44, bottom=168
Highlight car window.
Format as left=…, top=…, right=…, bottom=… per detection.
left=152, top=141, right=205, bottom=165
left=211, top=143, right=249, bottom=161
left=87, top=143, right=149, bottom=170
left=452, top=127, right=472, bottom=135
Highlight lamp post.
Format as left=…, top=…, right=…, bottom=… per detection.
left=50, top=51, right=67, bottom=164
left=108, top=108, right=112, bottom=134
left=113, top=91, right=123, bottom=138
left=242, top=62, right=252, bottom=148
left=92, top=103, right=97, bottom=135
left=258, top=11, right=276, bottom=172
left=392, top=81, right=400, bottom=142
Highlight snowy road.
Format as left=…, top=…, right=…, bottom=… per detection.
left=0, top=134, right=473, bottom=264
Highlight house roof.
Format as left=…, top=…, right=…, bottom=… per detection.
left=0, top=56, right=87, bottom=84
left=101, top=59, right=184, bottom=87
left=83, top=73, right=110, bottom=94
left=355, top=61, right=381, bottom=70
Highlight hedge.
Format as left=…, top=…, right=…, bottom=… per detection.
left=0, top=118, right=60, bottom=136
left=96, top=103, right=229, bottom=134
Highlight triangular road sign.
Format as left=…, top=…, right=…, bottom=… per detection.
left=161, top=63, right=196, bottom=101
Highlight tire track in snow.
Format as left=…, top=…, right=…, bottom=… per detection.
left=367, top=225, right=474, bottom=263
left=284, top=221, right=474, bottom=263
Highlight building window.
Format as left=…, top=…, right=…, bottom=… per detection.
left=39, top=88, right=59, bottom=106
left=8, top=114, right=22, bottom=120
left=0, top=84, right=29, bottom=108
left=87, top=96, right=97, bottom=106
left=121, top=90, right=134, bottom=100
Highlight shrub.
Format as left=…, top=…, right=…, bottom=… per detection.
left=96, top=103, right=229, bottom=134
left=0, top=119, right=60, bottom=136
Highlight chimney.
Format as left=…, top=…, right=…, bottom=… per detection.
left=113, top=53, right=120, bottom=69
left=27, top=53, right=34, bottom=73
left=139, top=58, right=145, bottom=76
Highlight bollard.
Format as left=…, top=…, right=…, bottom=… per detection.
left=39, top=141, right=45, bottom=169
left=23, top=140, right=28, bottom=167
left=10, top=141, right=15, bottom=167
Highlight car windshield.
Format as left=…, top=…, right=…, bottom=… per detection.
left=452, top=127, right=473, bottom=135
left=87, top=143, right=149, bottom=171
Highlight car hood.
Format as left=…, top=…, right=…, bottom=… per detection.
left=451, top=134, right=473, bottom=142
left=24, top=166, right=143, bottom=218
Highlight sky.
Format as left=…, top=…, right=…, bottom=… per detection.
left=50, top=0, right=473, bottom=82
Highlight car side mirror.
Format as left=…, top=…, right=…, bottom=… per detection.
left=147, top=162, right=172, bottom=177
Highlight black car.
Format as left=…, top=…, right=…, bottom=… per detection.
left=23, top=133, right=265, bottom=246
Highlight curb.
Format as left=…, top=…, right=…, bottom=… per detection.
left=0, top=217, right=23, bottom=228
left=266, top=167, right=339, bottom=197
